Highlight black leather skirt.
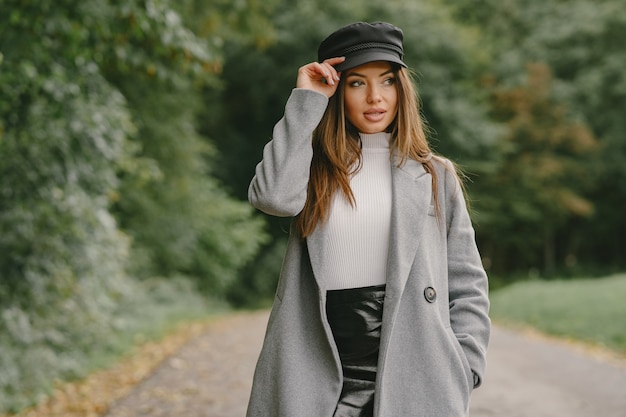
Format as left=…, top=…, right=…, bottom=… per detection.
left=326, top=285, right=385, bottom=417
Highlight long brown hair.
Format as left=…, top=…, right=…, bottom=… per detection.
left=295, top=65, right=441, bottom=238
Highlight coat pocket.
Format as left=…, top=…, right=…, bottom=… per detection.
left=446, top=327, right=474, bottom=394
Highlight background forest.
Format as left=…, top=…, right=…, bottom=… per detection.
left=1, top=0, right=625, bottom=412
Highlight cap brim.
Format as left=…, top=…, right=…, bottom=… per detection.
left=333, top=50, right=407, bottom=72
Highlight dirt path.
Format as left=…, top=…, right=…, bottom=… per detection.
left=470, top=326, right=626, bottom=417
left=105, top=310, right=626, bottom=417
left=104, top=311, right=268, bottom=417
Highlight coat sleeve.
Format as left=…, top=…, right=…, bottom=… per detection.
left=441, top=160, right=491, bottom=388
left=248, top=88, right=329, bottom=217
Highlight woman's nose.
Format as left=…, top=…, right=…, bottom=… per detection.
left=367, top=85, right=382, bottom=103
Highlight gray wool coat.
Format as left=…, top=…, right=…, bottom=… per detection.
left=246, top=88, right=490, bottom=417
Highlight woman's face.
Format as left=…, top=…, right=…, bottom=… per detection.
left=343, top=61, right=398, bottom=134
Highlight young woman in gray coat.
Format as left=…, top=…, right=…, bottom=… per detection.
left=246, top=21, right=490, bottom=417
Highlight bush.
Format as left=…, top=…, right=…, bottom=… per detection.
left=0, top=276, right=220, bottom=413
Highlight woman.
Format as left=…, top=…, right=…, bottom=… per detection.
left=246, top=21, right=490, bottom=417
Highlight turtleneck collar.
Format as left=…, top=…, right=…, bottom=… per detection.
left=359, top=132, right=391, bottom=149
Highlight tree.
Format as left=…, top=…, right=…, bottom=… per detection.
left=442, top=0, right=626, bottom=273
left=93, top=0, right=269, bottom=293
left=522, top=1, right=626, bottom=268
left=474, top=63, right=598, bottom=275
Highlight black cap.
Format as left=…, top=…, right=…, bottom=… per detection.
left=317, top=22, right=407, bottom=72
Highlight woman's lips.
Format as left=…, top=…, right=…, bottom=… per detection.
left=364, top=109, right=386, bottom=122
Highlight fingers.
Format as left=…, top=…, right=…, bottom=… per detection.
left=324, top=56, right=346, bottom=67
left=318, top=64, right=338, bottom=86
left=295, top=57, right=346, bottom=97
left=304, top=62, right=338, bottom=86
left=320, top=57, right=345, bottom=85
left=299, top=57, right=344, bottom=84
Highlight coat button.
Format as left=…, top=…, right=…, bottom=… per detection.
left=424, top=287, right=437, bottom=303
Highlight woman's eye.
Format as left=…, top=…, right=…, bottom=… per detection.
left=349, top=80, right=364, bottom=87
left=383, top=77, right=396, bottom=85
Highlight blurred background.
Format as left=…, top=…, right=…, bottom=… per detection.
left=1, top=0, right=625, bottom=413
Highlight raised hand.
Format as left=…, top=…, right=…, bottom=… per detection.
left=296, top=57, right=346, bottom=98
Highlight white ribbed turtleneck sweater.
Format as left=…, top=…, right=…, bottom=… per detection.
left=319, top=132, right=392, bottom=290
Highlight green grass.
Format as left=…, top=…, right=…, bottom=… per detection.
left=490, top=273, right=626, bottom=354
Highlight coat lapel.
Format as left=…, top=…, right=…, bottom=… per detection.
left=385, top=158, right=432, bottom=301
left=378, top=158, right=432, bottom=367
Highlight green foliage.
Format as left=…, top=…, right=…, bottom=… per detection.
left=0, top=2, right=141, bottom=408
left=227, top=237, right=289, bottom=308
left=490, top=274, right=626, bottom=353
left=523, top=1, right=626, bottom=267
left=0, top=0, right=266, bottom=412
left=111, top=74, right=268, bottom=294
left=441, top=0, right=626, bottom=274
left=0, top=0, right=136, bottom=311
left=474, top=63, right=599, bottom=273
